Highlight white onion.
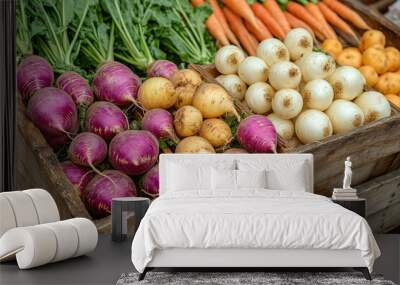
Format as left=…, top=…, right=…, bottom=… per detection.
left=268, top=61, right=302, bottom=90
left=216, top=74, right=247, bottom=100
left=272, top=89, right=303, bottom=119
left=295, top=110, right=332, bottom=144
left=293, top=103, right=309, bottom=123
left=215, top=45, right=246, bottom=75
left=325, top=99, right=365, bottom=134
left=256, top=38, right=290, bottom=67
left=354, top=91, right=391, bottom=123
left=284, top=28, right=313, bottom=61
left=245, top=82, right=275, bottom=114
left=267, top=113, right=294, bottom=140
left=302, top=79, right=334, bottom=111
left=298, top=52, right=336, bottom=82
left=238, top=56, right=269, bottom=85
left=328, top=66, right=365, bottom=101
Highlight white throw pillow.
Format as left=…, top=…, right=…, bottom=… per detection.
left=236, top=169, right=267, bottom=189
left=212, top=168, right=236, bottom=190
left=237, top=159, right=308, bottom=191
left=167, top=163, right=212, bottom=191
left=266, top=162, right=308, bottom=191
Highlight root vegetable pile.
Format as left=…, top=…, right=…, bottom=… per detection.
left=321, top=30, right=400, bottom=108
left=16, top=0, right=396, bottom=219
left=212, top=27, right=391, bottom=147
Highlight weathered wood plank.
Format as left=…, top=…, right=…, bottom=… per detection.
left=314, top=161, right=377, bottom=196
left=95, top=216, right=112, bottom=234
left=367, top=201, right=400, bottom=233
left=369, top=154, right=398, bottom=179
left=15, top=96, right=91, bottom=220
left=388, top=153, right=400, bottom=172
left=295, top=115, right=400, bottom=195
left=358, top=169, right=400, bottom=217
left=370, top=0, right=396, bottom=11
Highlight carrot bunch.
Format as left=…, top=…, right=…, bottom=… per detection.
left=284, top=0, right=370, bottom=42
left=191, top=0, right=274, bottom=55
left=193, top=0, right=371, bottom=56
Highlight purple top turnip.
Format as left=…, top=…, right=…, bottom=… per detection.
left=236, top=115, right=277, bottom=153
left=147, top=60, right=178, bottom=80
left=83, top=170, right=137, bottom=218
left=17, top=55, right=54, bottom=100
left=93, top=61, right=142, bottom=106
left=142, top=108, right=179, bottom=142
left=109, top=130, right=159, bottom=176
left=68, top=132, right=108, bottom=168
left=140, top=164, right=159, bottom=197
left=46, top=134, right=71, bottom=150
left=85, top=101, right=129, bottom=140
left=61, top=161, right=94, bottom=196
left=56, top=71, right=94, bottom=106
left=27, top=87, right=78, bottom=139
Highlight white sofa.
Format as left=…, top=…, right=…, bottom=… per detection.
left=0, top=189, right=97, bottom=269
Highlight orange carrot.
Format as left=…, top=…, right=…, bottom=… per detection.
left=284, top=11, right=323, bottom=40
left=248, top=33, right=259, bottom=48
left=209, top=0, right=241, bottom=47
left=251, top=3, right=286, bottom=40
left=222, top=0, right=259, bottom=31
left=206, top=14, right=230, bottom=46
left=323, top=0, right=371, bottom=30
left=318, top=2, right=358, bottom=40
left=263, top=0, right=291, bottom=34
left=286, top=2, right=325, bottom=37
left=223, top=7, right=257, bottom=55
left=245, top=18, right=272, bottom=41
left=305, top=2, right=337, bottom=39
left=191, top=0, right=204, bottom=7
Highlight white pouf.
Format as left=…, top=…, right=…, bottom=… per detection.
left=42, top=221, right=79, bottom=262
left=0, top=218, right=98, bottom=269
left=67, top=218, right=98, bottom=257
left=1, top=191, right=39, bottom=227
left=0, top=226, right=57, bottom=268
left=0, top=189, right=98, bottom=269
left=23, top=189, right=60, bottom=224
left=0, top=196, right=17, bottom=237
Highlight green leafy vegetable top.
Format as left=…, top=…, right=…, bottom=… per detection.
left=27, top=0, right=96, bottom=74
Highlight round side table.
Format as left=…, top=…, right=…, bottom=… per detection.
left=111, top=197, right=150, bottom=242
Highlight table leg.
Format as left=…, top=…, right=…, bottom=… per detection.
left=112, top=201, right=123, bottom=242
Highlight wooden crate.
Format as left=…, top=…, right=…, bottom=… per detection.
left=15, top=96, right=111, bottom=233
left=359, top=168, right=400, bottom=233
left=358, top=0, right=396, bottom=14
left=191, top=64, right=400, bottom=196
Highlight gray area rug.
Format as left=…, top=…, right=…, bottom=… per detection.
left=116, top=272, right=396, bottom=285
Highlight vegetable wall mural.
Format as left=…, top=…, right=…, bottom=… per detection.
left=15, top=0, right=400, bottom=233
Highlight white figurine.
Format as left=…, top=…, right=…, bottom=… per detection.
left=343, top=156, right=352, bottom=190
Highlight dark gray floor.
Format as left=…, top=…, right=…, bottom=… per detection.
left=1, top=235, right=399, bottom=285
left=0, top=235, right=134, bottom=285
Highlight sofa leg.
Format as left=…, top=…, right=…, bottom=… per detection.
left=354, top=267, right=371, bottom=280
